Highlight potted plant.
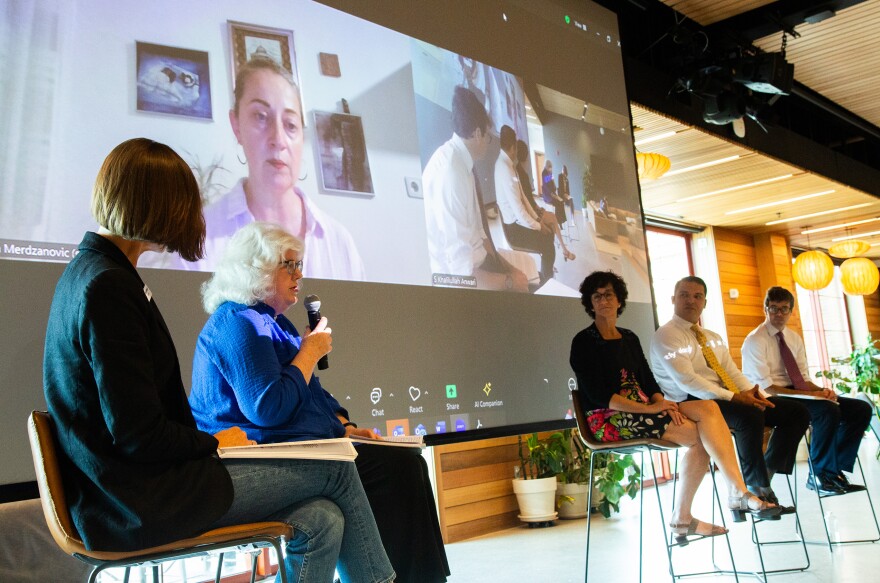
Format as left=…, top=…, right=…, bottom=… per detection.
left=556, top=429, right=643, bottom=519
left=556, top=428, right=591, bottom=519
left=581, top=161, right=593, bottom=218
left=512, top=432, right=565, bottom=524
left=816, top=335, right=880, bottom=449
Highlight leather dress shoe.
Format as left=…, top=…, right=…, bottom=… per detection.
left=806, top=472, right=846, bottom=496
left=831, top=472, right=867, bottom=493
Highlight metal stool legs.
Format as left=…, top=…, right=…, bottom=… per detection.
left=584, top=449, right=667, bottom=582
left=749, top=473, right=810, bottom=581
left=665, top=451, right=739, bottom=581
left=801, top=452, right=880, bottom=549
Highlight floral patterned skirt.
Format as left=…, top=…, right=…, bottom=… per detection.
left=586, top=371, right=672, bottom=442
left=586, top=409, right=671, bottom=442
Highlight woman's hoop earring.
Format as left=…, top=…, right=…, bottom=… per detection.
left=236, top=145, right=247, bottom=165
left=299, top=170, right=308, bottom=181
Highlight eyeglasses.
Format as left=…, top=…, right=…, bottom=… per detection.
left=281, top=259, right=303, bottom=275
left=767, top=306, right=791, bottom=315
left=591, top=291, right=617, bottom=303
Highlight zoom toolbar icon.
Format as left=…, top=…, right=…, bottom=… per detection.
left=446, top=384, right=457, bottom=398
left=370, top=387, right=382, bottom=404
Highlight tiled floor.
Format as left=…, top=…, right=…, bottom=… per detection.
left=444, top=436, right=880, bottom=582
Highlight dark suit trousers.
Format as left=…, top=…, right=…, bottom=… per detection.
left=797, top=396, right=872, bottom=475
left=502, top=222, right=556, bottom=282
left=715, top=397, right=811, bottom=488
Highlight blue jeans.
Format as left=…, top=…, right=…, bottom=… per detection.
left=211, top=459, right=394, bottom=583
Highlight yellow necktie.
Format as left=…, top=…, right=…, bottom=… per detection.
left=691, top=324, right=740, bottom=394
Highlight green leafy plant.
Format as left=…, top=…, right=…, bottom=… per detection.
left=517, top=432, right=566, bottom=479
left=815, top=335, right=880, bottom=403
left=551, top=428, right=642, bottom=517
left=557, top=428, right=591, bottom=485
left=581, top=161, right=594, bottom=209
left=593, top=453, right=641, bottom=518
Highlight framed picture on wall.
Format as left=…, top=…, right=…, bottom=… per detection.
left=136, top=41, right=212, bottom=119
left=228, top=21, right=298, bottom=89
left=313, top=111, right=375, bottom=197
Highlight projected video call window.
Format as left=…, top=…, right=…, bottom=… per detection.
left=0, top=0, right=646, bottom=300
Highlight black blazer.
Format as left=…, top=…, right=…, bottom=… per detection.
left=43, top=232, right=233, bottom=551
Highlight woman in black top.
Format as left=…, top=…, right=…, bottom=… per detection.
left=570, top=271, right=782, bottom=540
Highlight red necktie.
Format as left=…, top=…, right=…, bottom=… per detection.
left=777, top=331, right=807, bottom=390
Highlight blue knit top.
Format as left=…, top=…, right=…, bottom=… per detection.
left=189, top=301, right=348, bottom=443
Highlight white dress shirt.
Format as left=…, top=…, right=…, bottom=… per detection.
left=142, top=179, right=365, bottom=281
left=741, top=321, right=811, bottom=390
left=650, top=314, right=754, bottom=402
left=494, top=150, right=541, bottom=230
left=422, top=133, right=487, bottom=275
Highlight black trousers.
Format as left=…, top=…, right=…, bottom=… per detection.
left=797, top=395, right=872, bottom=475
left=502, top=222, right=556, bottom=282
left=714, top=396, right=811, bottom=488
left=355, top=444, right=449, bottom=583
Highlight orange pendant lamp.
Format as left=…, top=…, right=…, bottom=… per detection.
left=840, top=257, right=880, bottom=295
left=636, top=152, right=671, bottom=181
left=828, top=239, right=871, bottom=259
left=792, top=249, right=834, bottom=291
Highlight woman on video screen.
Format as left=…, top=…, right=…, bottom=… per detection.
left=189, top=56, right=365, bottom=280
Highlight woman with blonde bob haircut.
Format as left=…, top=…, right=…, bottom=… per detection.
left=45, top=140, right=394, bottom=583
left=191, top=222, right=451, bottom=583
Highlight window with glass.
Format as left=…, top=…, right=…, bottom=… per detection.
left=796, top=266, right=856, bottom=383
left=646, top=228, right=693, bottom=327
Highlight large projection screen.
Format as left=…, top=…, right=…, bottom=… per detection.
left=0, top=0, right=651, bottom=487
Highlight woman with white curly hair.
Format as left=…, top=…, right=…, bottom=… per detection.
left=190, top=222, right=449, bottom=583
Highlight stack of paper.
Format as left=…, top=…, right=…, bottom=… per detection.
left=349, top=434, right=426, bottom=448
left=219, top=438, right=357, bottom=461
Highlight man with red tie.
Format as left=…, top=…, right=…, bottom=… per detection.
left=742, top=286, right=873, bottom=495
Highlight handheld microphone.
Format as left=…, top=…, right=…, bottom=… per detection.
left=304, top=294, right=329, bottom=370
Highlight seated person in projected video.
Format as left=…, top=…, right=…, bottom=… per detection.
left=493, top=124, right=555, bottom=283
left=147, top=56, right=364, bottom=280
left=515, top=139, right=575, bottom=262
left=741, top=286, right=872, bottom=495
left=541, top=159, right=566, bottom=226
left=421, top=85, right=528, bottom=292
left=188, top=222, right=450, bottom=583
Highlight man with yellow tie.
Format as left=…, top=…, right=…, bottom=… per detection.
left=650, top=276, right=810, bottom=511
left=742, top=286, right=872, bottom=496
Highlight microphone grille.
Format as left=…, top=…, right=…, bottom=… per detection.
left=304, top=294, right=321, bottom=312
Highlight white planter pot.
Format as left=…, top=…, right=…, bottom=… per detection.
left=556, top=482, right=589, bottom=519
left=512, top=477, right=558, bottom=522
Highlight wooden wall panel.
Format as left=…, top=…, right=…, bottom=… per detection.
left=864, top=290, right=880, bottom=341
left=714, top=228, right=764, bottom=366
left=753, top=233, right=803, bottom=338
left=433, top=432, right=558, bottom=543
left=713, top=229, right=805, bottom=366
